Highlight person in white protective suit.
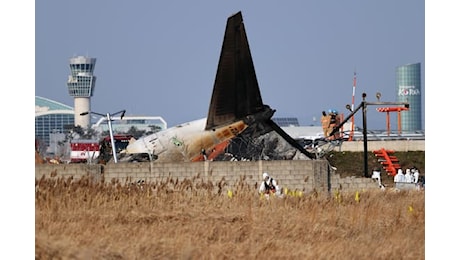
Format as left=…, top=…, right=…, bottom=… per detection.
left=394, top=168, right=405, bottom=183
left=413, top=168, right=419, bottom=184
left=404, top=168, right=413, bottom=183
left=259, top=172, right=282, bottom=197
left=371, top=168, right=385, bottom=189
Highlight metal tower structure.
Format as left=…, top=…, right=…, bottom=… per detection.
left=67, top=56, right=97, bottom=128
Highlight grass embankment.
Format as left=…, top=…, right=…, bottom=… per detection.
left=327, top=151, right=425, bottom=187
left=36, top=173, right=425, bottom=259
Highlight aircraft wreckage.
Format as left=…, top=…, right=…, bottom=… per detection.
left=114, top=11, right=339, bottom=163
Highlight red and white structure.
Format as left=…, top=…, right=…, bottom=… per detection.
left=348, top=71, right=357, bottom=141
left=70, top=139, right=100, bottom=163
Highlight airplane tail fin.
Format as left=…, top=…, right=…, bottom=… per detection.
left=205, top=11, right=265, bottom=130
left=205, top=11, right=316, bottom=160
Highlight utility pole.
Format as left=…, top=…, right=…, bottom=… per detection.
left=361, top=93, right=368, bottom=177
left=330, top=93, right=409, bottom=178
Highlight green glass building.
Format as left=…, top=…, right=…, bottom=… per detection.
left=396, top=63, right=422, bottom=131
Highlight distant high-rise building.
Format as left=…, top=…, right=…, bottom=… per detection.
left=67, top=56, right=97, bottom=128
left=396, top=63, right=422, bottom=131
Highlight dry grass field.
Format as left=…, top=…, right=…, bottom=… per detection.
left=36, top=174, right=425, bottom=259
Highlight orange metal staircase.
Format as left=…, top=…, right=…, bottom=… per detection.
left=373, top=148, right=400, bottom=176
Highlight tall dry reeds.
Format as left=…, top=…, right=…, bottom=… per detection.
left=36, top=174, right=424, bottom=259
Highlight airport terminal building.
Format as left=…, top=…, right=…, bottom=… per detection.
left=35, top=96, right=75, bottom=155
left=35, top=96, right=168, bottom=157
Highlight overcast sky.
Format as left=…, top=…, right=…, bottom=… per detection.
left=35, top=0, right=425, bottom=130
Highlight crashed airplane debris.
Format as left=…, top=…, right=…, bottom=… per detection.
left=119, top=11, right=316, bottom=163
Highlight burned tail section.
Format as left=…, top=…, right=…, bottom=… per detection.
left=205, top=11, right=316, bottom=160
left=119, top=11, right=316, bottom=163
left=205, top=11, right=265, bottom=130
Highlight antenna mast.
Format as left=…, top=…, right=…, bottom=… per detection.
left=349, top=71, right=357, bottom=141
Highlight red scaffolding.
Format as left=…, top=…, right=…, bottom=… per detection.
left=376, top=106, right=409, bottom=135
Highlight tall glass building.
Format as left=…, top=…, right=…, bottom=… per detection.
left=396, top=63, right=422, bottom=131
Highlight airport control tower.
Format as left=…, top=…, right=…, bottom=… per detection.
left=67, top=56, right=97, bottom=129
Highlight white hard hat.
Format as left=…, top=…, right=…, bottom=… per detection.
left=263, top=172, right=269, bottom=179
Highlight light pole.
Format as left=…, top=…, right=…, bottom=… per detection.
left=80, top=110, right=126, bottom=163
left=331, top=93, right=409, bottom=178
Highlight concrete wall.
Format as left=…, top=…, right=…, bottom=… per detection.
left=339, top=140, right=424, bottom=152
left=35, top=160, right=381, bottom=195
left=35, top=140, right=423, bottom=194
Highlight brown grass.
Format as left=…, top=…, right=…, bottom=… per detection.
left=36, top=175, right=424, bottom=259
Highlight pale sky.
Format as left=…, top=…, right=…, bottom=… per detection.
left=34, top=0, right=425, bottom=130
